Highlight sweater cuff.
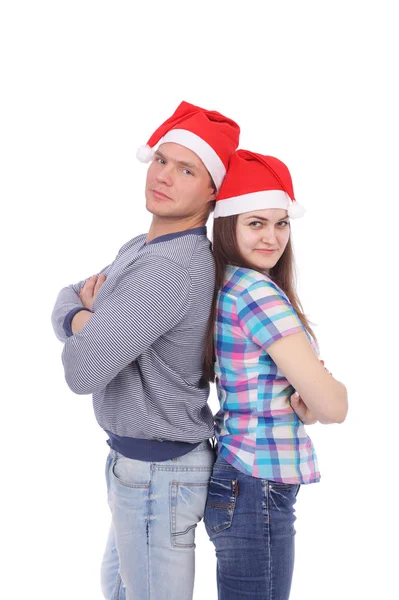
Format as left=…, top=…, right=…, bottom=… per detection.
left=63, top=307, right=92, bottom=338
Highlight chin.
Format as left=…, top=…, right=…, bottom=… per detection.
left=250, top=257, right=279, bottom=272
left=146, top=202, right=176, bottom=219
left=145, top=199, right=155, bottom=215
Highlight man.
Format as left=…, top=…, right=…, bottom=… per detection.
left=51, top=101, right=240, bottom=600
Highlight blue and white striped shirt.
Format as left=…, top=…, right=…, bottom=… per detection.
left=51, top=227, right=215, bottom=460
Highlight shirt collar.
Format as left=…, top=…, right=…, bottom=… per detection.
left=146, top=226, right=207, bottom=246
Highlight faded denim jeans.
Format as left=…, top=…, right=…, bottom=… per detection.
left=101, top=441, right=215, bottom=600
left=204, top=454, right=300, bottom=600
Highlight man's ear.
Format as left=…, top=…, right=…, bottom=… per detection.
left=207, top=183, right=217, bottom=202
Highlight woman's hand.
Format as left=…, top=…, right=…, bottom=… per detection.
left=320, top=359, right=333, bottom=376
left=290, top=391, right=318, bottom=425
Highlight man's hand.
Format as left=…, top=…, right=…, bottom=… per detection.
left=290, top=391, right=318, bottom=425
left=71, top=274, right=107, bottom=334
left=79, top=274, right=107, bottom=311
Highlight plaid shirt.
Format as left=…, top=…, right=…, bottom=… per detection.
left=215, top=265, right=320, bottom=484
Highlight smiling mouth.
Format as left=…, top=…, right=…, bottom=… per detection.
left=255, top=249, right=277, bottom=254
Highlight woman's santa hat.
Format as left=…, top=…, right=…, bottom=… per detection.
left=214, top=149, right=305, bottom=218
left=136, top=101, right=240, bottom=191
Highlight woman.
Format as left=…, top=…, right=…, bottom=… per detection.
left=203, top=149, right=348, bottom=600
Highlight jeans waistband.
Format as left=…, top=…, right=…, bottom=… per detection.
left=190, top=439, right=214, bottom=453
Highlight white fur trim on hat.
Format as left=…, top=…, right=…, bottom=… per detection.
left=159, top=129, right=226, bottom=190
left=136, top=144, right=155, bottom=163
left=214, top=190, right=305, bottom=219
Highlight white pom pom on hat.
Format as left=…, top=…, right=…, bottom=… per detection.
left=136, top=144, right=155, bottom=163
left=287, top=201, right=306, bottom=218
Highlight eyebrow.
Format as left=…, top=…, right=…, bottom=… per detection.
left=244, top=215, right=289, bottom=222
left=154, top=150, right=199, bottom=171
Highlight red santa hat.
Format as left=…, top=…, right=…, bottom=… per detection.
left=214, top=149, right=305, bottom=218
left=136, top=101, right=240, bottom=191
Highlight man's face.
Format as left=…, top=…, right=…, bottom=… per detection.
left=145, top=143, right=216, bottom=219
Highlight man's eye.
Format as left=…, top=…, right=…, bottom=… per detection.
left=183, top=169, right=193, bottom=176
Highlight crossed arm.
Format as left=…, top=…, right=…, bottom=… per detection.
left=53, top=259, right=191, bottom=395
left=268, top=332, right=348, bottom=425
left=51, top=266, right=110, bottom=343
left=53, top=270, right=345, bottom=424
left=236, top=281, right=348, bottom=426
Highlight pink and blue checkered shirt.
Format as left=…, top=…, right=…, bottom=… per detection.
left=215, top=265, right=320, bottom=484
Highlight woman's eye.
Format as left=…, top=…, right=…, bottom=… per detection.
left=157, top=158, right=165, bottom=164
left=249, top=221, right=262, bottom=227
left=278, top=220, right=289, bottom=227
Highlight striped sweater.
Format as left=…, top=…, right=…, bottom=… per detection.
left=51, top=227, right=215, bottom=459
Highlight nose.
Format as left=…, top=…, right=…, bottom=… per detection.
left=261, top=225, right=277, bottom=245
left=156, top=164, right=173, bottom=186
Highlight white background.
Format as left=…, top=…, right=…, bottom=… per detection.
left=1, top=1, right=398, bottom=598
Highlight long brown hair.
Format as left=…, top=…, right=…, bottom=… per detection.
left=202, top=215, right=317, bottom=383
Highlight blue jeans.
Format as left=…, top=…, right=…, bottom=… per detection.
left=101, top=441, right=215, bottom=600
left=204, top=455, right=300, bottom=600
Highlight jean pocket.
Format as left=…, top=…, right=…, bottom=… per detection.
left=268, top=481, right=300, bottom=510
left=170, top=481, right=209, bottom=548
left=111, top=456, right=150, bottom=489
left=204, top=476, right=238, bottom=534
left=268, top=481, right=300, bottom=495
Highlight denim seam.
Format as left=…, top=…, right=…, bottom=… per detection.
left=266, top=480, right=273, bottom=600
left=154, top=466, right=213, bottom=472
left=113, top=573, right=122, bottom=600
left=147, top=477, right=152, bottom=600
left=174, top=524, right=197, bottom=537
left=210, top=464, right=236, bottom=471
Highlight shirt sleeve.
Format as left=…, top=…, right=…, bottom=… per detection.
left=236, top=280, right=304, bottom=350
left=61, top=258, right=191, bottom=395
left=51, top=264, right=111, bottom=343
left=63, top=307, right=93, bottom=338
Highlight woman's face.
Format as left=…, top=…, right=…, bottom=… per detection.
left=236, top=208, right=291, bottom=271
